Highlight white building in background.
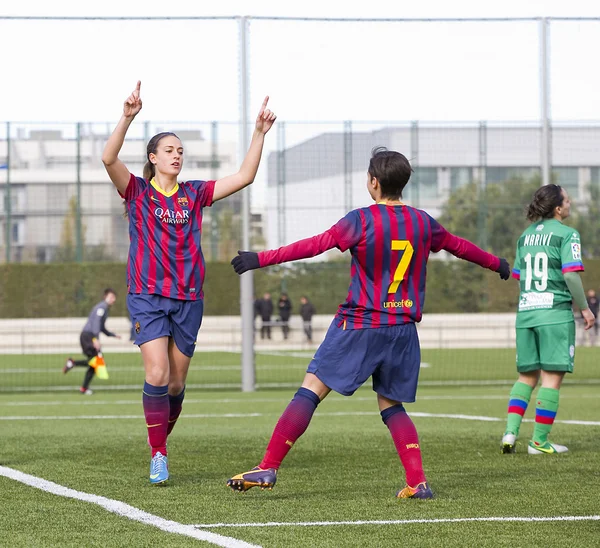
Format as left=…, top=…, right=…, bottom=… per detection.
left=0, top=127, right=238, bottom=263
left=265, top=123, right=600, bottom=254
left=3, top=122, right=600, bottom=264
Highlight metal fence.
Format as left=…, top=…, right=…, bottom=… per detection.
left=2, top=16, right=600, bottom=391
left=2, top=119, right=600, bottom=264
left=2, top=16, right=600, bottom=264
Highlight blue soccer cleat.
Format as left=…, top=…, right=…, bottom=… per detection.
left=396, top=481, right=434, bottom=499
left=227, top=466, right=277, bottom=492
left=149, top=451, right=169, bottom=484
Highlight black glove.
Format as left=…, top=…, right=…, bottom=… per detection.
left=496, top=258, right=510, bottom=280
left=231, top=250, right=260, bottom=275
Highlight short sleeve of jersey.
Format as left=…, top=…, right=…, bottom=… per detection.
left=188, top=180, right=216, bottom=207
left=561, top=229, right=585, bottom=273
left=119, top=174, right=147, bottom=201
left=426, top=214, right=449, bottom=253
left=328, top=210, right=363, bottom=252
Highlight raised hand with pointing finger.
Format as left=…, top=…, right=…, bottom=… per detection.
left=101, top=83, right=277, bottom=485
left=211, top=95, right=277, bottom=202
left=255, top=96, right=277, bottom=135
left=123, top=80, right=142, bottom=119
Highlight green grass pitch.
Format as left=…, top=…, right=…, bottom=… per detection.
left=1, top=349, right=599, bottom=547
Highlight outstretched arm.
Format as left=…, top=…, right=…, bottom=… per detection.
left=231, top=231, right=338, bottom=274
left=431, top=222, right=509, bottom=279
left=441, top=233, right=500, bottom=270
left=102, top=81, right=142, bottom=195
left=213, top=96, right=276, bottom=202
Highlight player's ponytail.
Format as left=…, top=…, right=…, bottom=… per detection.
left=144, top=131, right=180, bottom=181
left=526, top=184, right=563, bottom=221
left=143, top=160, right=155, bottom=181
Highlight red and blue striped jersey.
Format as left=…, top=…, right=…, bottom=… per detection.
left=328, top=203, right=447, bottom=328
left=120, top=174, right=215, bottom=300
left=258, top=202, right=500, bottom=329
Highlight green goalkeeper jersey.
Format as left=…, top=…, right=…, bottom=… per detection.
left=513, top=219, right=584, bottom=328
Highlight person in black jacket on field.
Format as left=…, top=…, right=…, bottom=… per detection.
left=300, top=295, right=316, bottom=342
left=257, top=293, right=274, bottom=340
left=278, top=293, right=292, bottom=340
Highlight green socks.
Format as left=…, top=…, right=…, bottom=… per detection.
left=531, top=387, right=560, bottom=445
left=505, top=381, right=533, bottom=436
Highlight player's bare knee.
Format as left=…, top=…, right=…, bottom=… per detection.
left=518, top=371, right=540, bottom=387
left=168, top=380, right=185, bottom=395
left=540, top=370, right=565, bottom=390
left=377, top=393, right=403, bottom=412
left=301, top=373, right=330, bottom=400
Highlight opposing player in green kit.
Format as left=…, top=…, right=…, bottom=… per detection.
left=502, top=184, right=595, bottom=455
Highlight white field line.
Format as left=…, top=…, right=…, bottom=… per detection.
left=5, top=379, right=600, bottom=393
left=0, top=466, right=260, bottom=548
left=3, top=393, right=600, bottom=408
left=1, top=410, right=599, bottom=426
left=257, top=351, right=315, bottom=358
left=0, top=364, right=306, bottom=374
left=192, top=515, right=600, bottom=528
left=2, top=383, right=250, bottom=393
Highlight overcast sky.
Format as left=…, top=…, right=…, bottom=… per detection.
left=1, top=0, right=600, bottom=123
left=2, top=1, right=599, bottom=206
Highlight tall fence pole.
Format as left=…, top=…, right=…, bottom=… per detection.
left=75, top=122, right=83, bottom=262
left=210, top=121, right=219, bottom=261
left=477, top=121, right=488, bottom=250
left=4, top=122, right=11, bottom=263
left=277, top=121, right=286, bottom=247
left=239, top=15, right=255, bottom=392
left=540, top=17, right=551, bottom=187
left=343, top=120, right=353, bottom=212
left=411, top=121, right=419, bottom=208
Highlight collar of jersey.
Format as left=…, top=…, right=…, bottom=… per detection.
left=150, top=178, right=179, bottom=197
left=377, top=200, right=405, bottom=206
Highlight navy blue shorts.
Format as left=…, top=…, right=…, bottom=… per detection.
left=127, top=293, right=204, bottom=357
left=307, top=320, right=421, bottom=402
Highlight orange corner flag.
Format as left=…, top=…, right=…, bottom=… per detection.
left=90, top=352, right=109, bottom=380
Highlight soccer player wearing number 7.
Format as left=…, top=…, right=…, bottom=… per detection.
left=502, top=185, right=595, bottom=455
left=227, top=147, right=511, bottom=499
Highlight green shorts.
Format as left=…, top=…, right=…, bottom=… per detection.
left=515, top=321, right=575, bottom=373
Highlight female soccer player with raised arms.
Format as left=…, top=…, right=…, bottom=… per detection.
left=102, top=81, right=276, bottom=484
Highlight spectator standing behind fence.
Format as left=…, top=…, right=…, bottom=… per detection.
left=278, top=293, right=292, bottom=340
left=257, top=293, right=274, bottom=340
left=300, top=295, right=316, bottom=342
left=63, top=288, right=121, bottom=395
left=253, top=295, right=260, bottom=337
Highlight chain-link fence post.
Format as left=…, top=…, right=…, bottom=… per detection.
left=4, top=122, right=11, bottom=263
left=75, top=122, right=83, bottom=262
left=239, top=15, right=255, bottom=392
left=540, top=17, right=551, bottom=187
